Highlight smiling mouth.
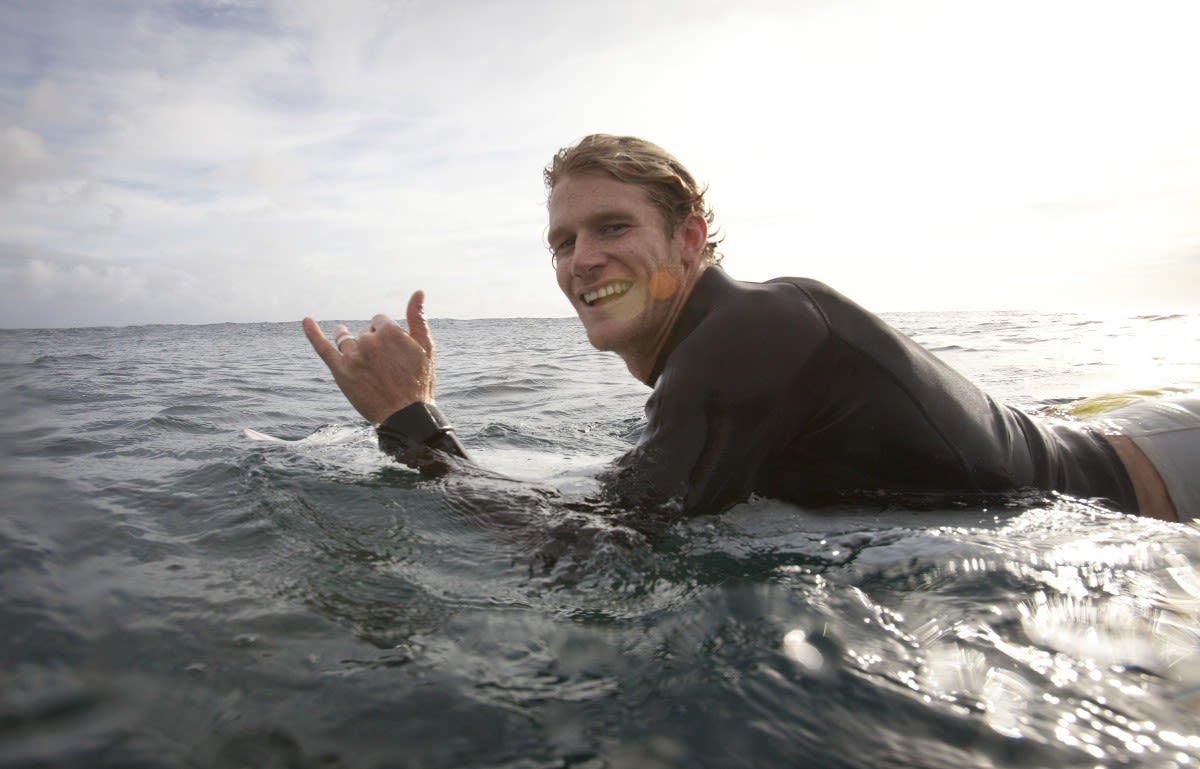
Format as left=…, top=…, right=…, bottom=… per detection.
left=582, top=281, right=633, bottom=307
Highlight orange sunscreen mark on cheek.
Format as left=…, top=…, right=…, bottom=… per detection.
left=648, top=271, right=678, bottom=299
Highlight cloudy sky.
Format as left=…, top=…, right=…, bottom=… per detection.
left=2, top=0, right=1198, bottom=328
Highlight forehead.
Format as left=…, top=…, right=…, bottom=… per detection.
left=547, top=171, right=655, bottom=226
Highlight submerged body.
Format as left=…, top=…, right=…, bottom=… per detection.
left=609, top=267, right=1137, bottom=514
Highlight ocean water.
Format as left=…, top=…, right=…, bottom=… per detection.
left=2, top=310, right=1200, bottom=769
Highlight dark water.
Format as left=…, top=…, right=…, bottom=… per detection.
left=2, top=312, right=1200, bottom=768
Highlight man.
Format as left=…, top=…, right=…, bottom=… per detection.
left=305, top=134, right=1196, bottom=523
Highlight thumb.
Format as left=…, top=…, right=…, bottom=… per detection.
left=406, top=290, right=433, bottom=354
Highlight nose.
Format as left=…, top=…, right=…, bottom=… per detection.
left=570, top=233, right=607, bottom=275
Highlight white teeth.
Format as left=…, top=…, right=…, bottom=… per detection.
left=583, top=282, right=632, bottom=306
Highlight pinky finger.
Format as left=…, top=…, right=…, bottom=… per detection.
left=303, top=317, right=342, bottom=367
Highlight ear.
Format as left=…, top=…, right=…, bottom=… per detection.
left=678, top=212, right=708, bottom=268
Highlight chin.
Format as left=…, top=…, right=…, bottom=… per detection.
left=580, top=316, right=631, bottom=353
left=583, top=325, right=621, bottom=353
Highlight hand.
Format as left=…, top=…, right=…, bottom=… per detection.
left=303, top=291, right=437, bottom=426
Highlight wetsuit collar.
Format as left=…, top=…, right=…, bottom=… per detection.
left=645, top=266, right=735, bottom=387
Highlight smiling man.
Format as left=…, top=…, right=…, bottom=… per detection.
left=305, top=134, right=1197, bottom=523
left=544, top=145, right=714, bottom=383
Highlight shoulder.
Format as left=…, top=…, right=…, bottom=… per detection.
left=705, top=273, right=835, bottom=339
left=693, top=270, right=827, bottom=315
left=762, top=276, right=860, bottom=318
left=657, top=272, right=832, bottom=392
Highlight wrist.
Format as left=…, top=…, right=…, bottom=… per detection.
left=377, top=401, right=450, bottom=443
left=376, top=402, right=467, bottom=473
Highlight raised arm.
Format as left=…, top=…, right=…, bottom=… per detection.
left=303, top=290, right=467, bottom=474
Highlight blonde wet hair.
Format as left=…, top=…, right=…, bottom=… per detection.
left=544, top=134, right=722, bottom=266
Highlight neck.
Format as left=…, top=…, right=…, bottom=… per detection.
left=622, top=264, right=707, bottom=384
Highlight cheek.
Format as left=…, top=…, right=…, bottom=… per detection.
left=648, top=271, right=679, bottom=299
left=555, top=263, right=573, bottom=297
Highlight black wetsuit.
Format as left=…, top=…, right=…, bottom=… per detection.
left=378, top=268, right=1138, bottom=516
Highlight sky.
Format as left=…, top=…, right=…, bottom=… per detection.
left=1, top=0, right=1199, bottom=329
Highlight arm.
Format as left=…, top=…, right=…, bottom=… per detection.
left=303, top=290, right=467, bottom=474
left=303, top=293, right=655, bottom=567
left=602, top=376, right=779, bottom=520
left=602, top=331, right=811, bottom=520
left=599, top=281, right=832, bottom=520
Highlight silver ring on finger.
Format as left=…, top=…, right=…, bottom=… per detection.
left=335, top=333, right=356, bottom=350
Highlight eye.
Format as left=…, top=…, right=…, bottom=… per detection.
left=602, top=223, right=630, bottom=236
left=549, top=237, right=575, bottom=266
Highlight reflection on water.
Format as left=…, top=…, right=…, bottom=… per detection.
left=764, top=505, right=1200, bottom=766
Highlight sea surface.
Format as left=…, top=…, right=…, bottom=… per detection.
left=2, top=310, right=1200, bottom=768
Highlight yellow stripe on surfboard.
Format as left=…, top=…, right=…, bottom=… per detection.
left=1062, top=387, right=1193, bottom=418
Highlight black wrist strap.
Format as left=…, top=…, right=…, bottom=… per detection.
left=376, top=402, right=468, bottom=473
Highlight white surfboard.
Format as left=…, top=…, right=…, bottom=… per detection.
left=243, top=427, right=287, bottom=442
left=243, top=425, right=364, bottom=445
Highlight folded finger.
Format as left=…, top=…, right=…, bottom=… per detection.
left=332, top=324, right=358, bottom=354
left=370, top=313, right=400, bottom=333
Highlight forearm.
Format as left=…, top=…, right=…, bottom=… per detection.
left=376, top=402, right=469, bottom=476
left=377, top=405, right=657, bottom=564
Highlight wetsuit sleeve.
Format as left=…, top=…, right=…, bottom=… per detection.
left=606, top=382, right=765, bottom=516
left=376, top=402, right=469, bottom=477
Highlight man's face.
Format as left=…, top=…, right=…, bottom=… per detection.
left=547, top=172, right=703, bottom=373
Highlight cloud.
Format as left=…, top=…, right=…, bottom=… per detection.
left=0, top=123, right=67, bottom=194
left=22, top=80, right=84, bottom=127
left=0, top=242, right=217, bottom=328
left=2, top=0, right=1199, bottom=327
